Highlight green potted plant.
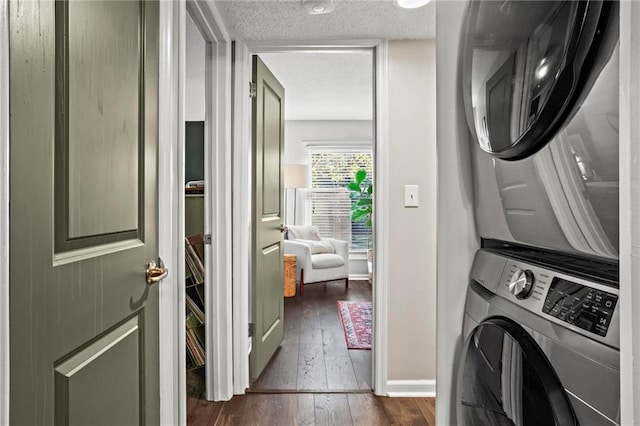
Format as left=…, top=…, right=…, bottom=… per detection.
left=347, top=169, right=373, bottom=282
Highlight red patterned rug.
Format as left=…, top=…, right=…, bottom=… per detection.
left=337, top=301, right=372, bottom=350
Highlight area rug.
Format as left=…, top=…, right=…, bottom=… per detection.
left=337, top=301, right=372, bottom=350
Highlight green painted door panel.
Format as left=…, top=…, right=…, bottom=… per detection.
left=9, top=1, right=160, bottom=423
left=250, top=56, right=285, bottom=382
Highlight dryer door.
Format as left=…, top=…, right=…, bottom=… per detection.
left=457, top=317, right=578, bottom=426
left=462, top=0, right=618, bottom=160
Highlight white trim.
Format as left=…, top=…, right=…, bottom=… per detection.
left=186, top=0, right=234, bottom=402
left=385, top=380, right=436, bottom=397
left=619, top=2, right=640, bottom=424
left=232, top=40, right=252, bottom=394
left=244, top=39, right=383, bottom=52
left=373, top=40, right=389, bottom=397
left=349, top=251, right=368, bottom=260
left=0, top=0, right=9, bottom=422
left=231, top=39, right=388, bottom=396
left=349, top=274, right=369, bottom=281
left=158, top=0, right=186, bottom=424
left=304, top=140, right=373, bottom=150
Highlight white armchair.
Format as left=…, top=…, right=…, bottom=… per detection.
left=284, top=225, right=349, bottom=296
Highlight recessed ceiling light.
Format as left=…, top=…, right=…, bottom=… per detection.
left=302, top=0, right=334, bottom=15
left=394, top=0, right=432, bottom=9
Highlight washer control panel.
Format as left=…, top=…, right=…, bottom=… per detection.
left=491, top=253, right=620, bottom=347
left=542, top=278, right=618, bottom=337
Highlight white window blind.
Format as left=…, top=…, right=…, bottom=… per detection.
left=306, top=147, right=373, bottom=251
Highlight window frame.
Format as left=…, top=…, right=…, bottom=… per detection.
left=305, top=140, right=374, bottom=253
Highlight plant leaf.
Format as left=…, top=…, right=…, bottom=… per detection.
left=348, top=182, right=361, bottom=192
left=356, top=198, right=372, bottom=206
left=367, top=184, right=373, bottom=195
left=366, top=218, right=372, bottom=227
left=355, top=169, right=367, bottom=184
left=351, top=208, right=370, bottom=221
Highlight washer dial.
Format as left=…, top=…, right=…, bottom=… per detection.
left=509, top=269, right=534, bottom=299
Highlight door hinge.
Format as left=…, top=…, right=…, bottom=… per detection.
left=248, top=322, right=255, bottom=337
left=203, top=234, right=212, bottom=245
left=249, top=81, right=257, bottom=98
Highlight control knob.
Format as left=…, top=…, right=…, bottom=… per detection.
left=509, top=269, right=534, bottom=299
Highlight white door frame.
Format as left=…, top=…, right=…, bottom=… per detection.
left=186, top=0, right=234, bottom=403
left=232, top=40, right=390, bottom=395
left=158, top=0, right=233, bottom=423
left=157, top=2, right=185, bottom=423
left=619, top=1, right=640, bottom=423
left=0, top=0, right=10, bottom=422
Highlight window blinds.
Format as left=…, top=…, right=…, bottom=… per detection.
left=307, top=150, right=373, bottom=250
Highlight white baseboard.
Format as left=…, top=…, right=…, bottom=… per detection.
left=386, top=380, right=436, bottom=397
left=349, top=273, right=370, bottom=281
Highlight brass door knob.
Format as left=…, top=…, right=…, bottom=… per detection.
left=146, top=260, right=168, bottom=285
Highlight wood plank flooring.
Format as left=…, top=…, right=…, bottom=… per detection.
left=187, top=393, right=436, bottom=425
left=251, top=279, right=372, bottom=391
left=186, top=279, right=436, bottom=425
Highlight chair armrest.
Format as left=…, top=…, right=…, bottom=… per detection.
left=324, top=238, right=348, bottom=262
left=284, top=240, right=313, bottom=273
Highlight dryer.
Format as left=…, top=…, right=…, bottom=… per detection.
left=462, top=0, right=620, bottom=262
left=458, top=250, right=620, bottom=425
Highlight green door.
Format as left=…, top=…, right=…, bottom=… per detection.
left=250, top=56, right=285, bottom=381
left=9, top=1, right=161, bottom=424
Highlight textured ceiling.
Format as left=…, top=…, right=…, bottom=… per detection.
left=259, top=51, right=373, bottom=120
left=214, top=0, right=436, bottom=41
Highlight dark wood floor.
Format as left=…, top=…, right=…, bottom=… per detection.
left=251, top=279, right=372, bottom=391
left=187, top=280, right=436, bottom=425
left=187, top=393, right=436, bottom=425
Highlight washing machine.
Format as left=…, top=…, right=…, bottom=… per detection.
left=458, top=249, right=620, bottom=425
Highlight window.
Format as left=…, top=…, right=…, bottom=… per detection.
left=306, top=144, right=373, bottom=251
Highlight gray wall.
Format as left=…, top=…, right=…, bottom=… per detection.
left=385, top=40, right=437, bottom=381
left=435, top=1, right=480, bottom=424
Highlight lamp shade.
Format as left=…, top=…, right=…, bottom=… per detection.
left=284, top=164, right=308, bottom=188
left=394, top=0, right=431, bottom=8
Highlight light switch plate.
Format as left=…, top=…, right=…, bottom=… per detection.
left=404, top=185, right=419, bottom=207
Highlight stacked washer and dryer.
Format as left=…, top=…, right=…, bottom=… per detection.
left=457, top=1, right=620, bottom=425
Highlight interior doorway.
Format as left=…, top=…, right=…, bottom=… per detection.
left=247, top=50, right=376, bottom=392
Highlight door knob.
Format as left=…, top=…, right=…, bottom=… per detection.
left=279, top=225, right=288, bottom=233
left=146, top=260, right=168, bottom=285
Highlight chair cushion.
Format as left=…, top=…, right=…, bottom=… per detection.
left=287, top=225, right=322, bottom=241
left=296, top=239, right=335, bottom=254
left=311, top=253, right=345, bottom=269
